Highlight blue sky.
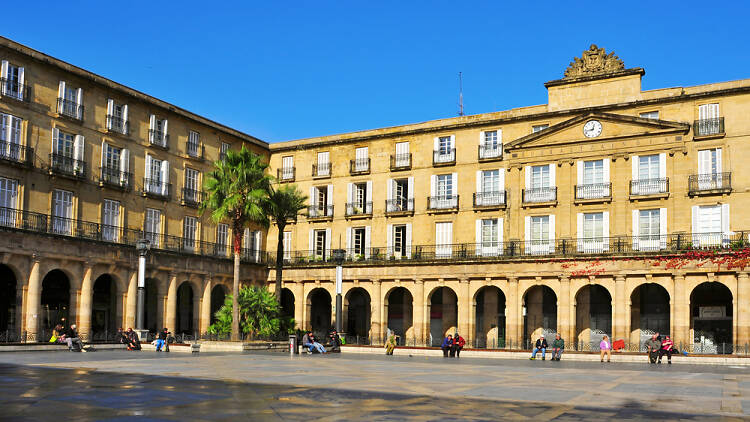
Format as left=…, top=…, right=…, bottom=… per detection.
left=4, top=2, right=749, bottom=142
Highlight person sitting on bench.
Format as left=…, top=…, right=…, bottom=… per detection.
left=328, top=329, right=342, bottom=352
left=302, top=331, right=326, bottom=354
left=64, top=324, right=86, bottom=352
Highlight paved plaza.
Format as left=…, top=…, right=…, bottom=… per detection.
left=1, top=350, right=749, bottom=421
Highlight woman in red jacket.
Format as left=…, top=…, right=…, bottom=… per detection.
left=451, top=333, right=466, bottom=358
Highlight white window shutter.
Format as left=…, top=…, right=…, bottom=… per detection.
left=632, top=210, right=640, bottom=249
left=524, top=215, right=531, bottom=243
left=100, top=140, right=108, bottom=169
left=577, top=161, right=583, bottom=184
left=144, top=154, right=152, bottom=180
left=476, top=171, right=482, bottom=196
left=430, top=175, right=436, bottom=197
left=450, top=135, right=455, bottom=150
left=161, top=160, right=170, bottom=195
left=498, top=218, right=504, bottom=250
left=310, top=187, right=316, bottom=206
left=603, top=158, right=610, bottom=182
left=577, top=213, right=583, bottom=239
left=691, top=205, right=698, bottom=234
left=325, top=228, right=331, bottom=254
left=346, top=227, right=352, bottom=252
left=17, top=67, right=24, bottom=99
left=698, top=150, right=708, bottom=174
left=346, top=183, right=353, bottom=203
left=366, top=181, right=372, bottom=204
left=407, top=176, right=414, bottom=199
left=603, top=211, right=610, bottom=249
left=149, top=115, right=156, bottom=142
left=386, top=179, right=393, bottom=201
left=386, top=224, right=393, bottom=255
left=58, top=81, right=65, bottom=99
left=478, top=131, right=484, bottom=146
left=658, top=153, right=667, bottom=179
left=122, top=104, right=128, bottom=129
left=163, top=119, right=169, bottom=137
left=475, top=219, right=482, bottom=255
left=524, top=166, right=531, bottom=189
left=120, top=149, right=129, bottom=184
left=549, top=163, right=556, bottom=187
left=405, top=223, right=412, bottom=255
left=106, top=99, right=114, bottom=129
left=0, top=61, right=7, bottom=80
left=451, top=172, right=458, bottom=196
left=721, top=204, right=730, bottom=234
left=433, top=136, right=439, bottom=151
left=75, top=88, right=83, bottom=119
left=365, top=226, right=371, bottom=258
left=499, top=168, right=505, bottom=190
left=716, top=148, right=722, bottom=173
left=308, top=229, right=314, bottom=253
left=51, top=128, right=59, bottom=154
left=326, top=185, right=333, bottom=207
left=74, top=135, right=84, bottom=162
left=659, top=208, right=667, bottom=249
left=549, top=214, right=556, bottom=253
left=631, top=155, right=639, bottom=180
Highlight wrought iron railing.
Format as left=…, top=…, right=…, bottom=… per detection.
left=0, top=77, right=30, bottom=102
left=630, top=178, right=669, bottom=195
left=575, top=183, right=611, bottom=200
left=345, top=201, right=373, bottom=216
left=385, top=198, right=414, bottom=213
left=427, top=195, right=458, bottom=210
left=688, top=172, right=731, bottom=193
left=99, top=166, right=132, bottom=189
left=350, top=158, right=370, bottom=174
left=142, top=178, right=171, bottom=198
left=522, top=187, right=557, bottom=203
left=312, top=162, right=331, bottom=177
left=56, top=98, right=83, bottom=120
left=307, top=205, right=334, bottom=218
left=694, top=117, right=724, bottom=137
left=148, top=129, right=169, bottom=148
left=0, top=141, right=32, bottom=165
left=106, top=114, right=129, bottom=135
left=49, top=153, right=85, bottom=178
left=181, top=188, right=204, bottom=206
left=478, top=144, right=502, bottom=160
left=473, top=191, right=506, bottom=207
left=390, top=153, right=411, bottom=170
left=433, top=148, right=456, bottom=165
left=277, top=167, right=295, bottom=181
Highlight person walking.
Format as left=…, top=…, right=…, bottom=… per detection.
left=385, top=333, right=397, bottom=355
left=658, top=335, right=674, bottom=364
left=529, top=334, right=548, bottom=360
left=452, top=333, right=465, bottom=358
left=551, top=334, right=564, bottom=361
left=64, top=324, right=85, bottom=352
left=441, top=334, right=453, bottom=357
left=644, top=333, right=661, bottom=364
left=599, top=335, right=612, bottom=362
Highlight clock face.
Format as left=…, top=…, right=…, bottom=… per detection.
left=583, top=120, right=602, bottom=138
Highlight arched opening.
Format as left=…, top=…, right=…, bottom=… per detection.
left=575, top=285, right=612, bottom=350
left=176, top=282, right=194, bottom=334
left=143, top=278, right=158, bottom=332
left=630, top=283, right=670, bottom=349
left=210, top=284, right=228, bottom=326
left=523, top=285, right=557, bottom=346
left=386, top=287, right=412, bottom=344
left=690, top=282, right=733, bottom=354
left=308, top=288, right=331, bottom=338
left=345, top=287, right=370, bottom=341
left=92, top=274, right=117, bottom=340
left=280, top=288, right=294, bottom=321
left=428, top=286, right=458, bottom=346
left=474, top=286, right=506, bottom=349
left=41, top=270, right=70, bottom=339
left=0, top=265, right=18, bottom=339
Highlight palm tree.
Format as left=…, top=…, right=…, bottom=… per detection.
left=265, top=185, right=307, bottom=301
left=201, top=146, right=271, bottom=341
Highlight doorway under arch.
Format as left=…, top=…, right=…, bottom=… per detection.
left=690, top=282, right=733, bottom=354
left=345, top=287, right=371, bottom=341
left=475, top=286, right=506, bottom=348
left=143, top=278, right=158, bottom=332
left=308, top=288, right=331, bottom=337
left=0, top=265, right=18, bottom=339
left=41, top=270, right=71, bottom=339
left=385, top=287, right=413, bottom=344
left=523, top=285, right=557, bottom=346
left=575, top=284, right=612, bottom=350
left=428, top=286, right=458, bottom=346
left=92, top=274, right=118, bottom=340
left=210, top=284, right=228, bottom=326
left=176, top=282, right=194, bottom=335
left=630, top=283, right=670, bottom=349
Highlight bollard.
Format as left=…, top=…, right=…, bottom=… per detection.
left=289, top=334, right=298, bottom=355
left=191, top=343, right=201, bottom=354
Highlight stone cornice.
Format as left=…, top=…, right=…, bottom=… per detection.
left=544, top=68, right=645, bottom=88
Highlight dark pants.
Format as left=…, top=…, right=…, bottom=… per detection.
left=442, top=346, right=450, bottom=357
left=658, top=349, right=672, bottom=361
left=452, top=345, right=462, bottom=357
left=648, top=350, right=658, bottom=363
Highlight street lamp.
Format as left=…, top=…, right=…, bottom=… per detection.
left=332, top=249, right=346, bottom=333
left=135, top=238, right=151, bottom=341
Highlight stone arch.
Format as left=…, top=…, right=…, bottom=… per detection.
left=574, top=284, right=612, bottom=349
left=91, top=268, right=126, bottom=295
left=690, top=282, right=733, bottom=354
left=92, top=274, right=118, bottom=339
left=0, top=264, right=19, bottom=337
left=522, top=285, right=557, bottom=346
left=307, top=287, right=332, bottom=337
left=427, top=286, right=458, bottom=346
left=280, top=288, right=294, bottom=322
left=41, top=269, right=71, bottom=336
left=630, top=282, right=670, bottom=348
left=384, top=286, right=413, bottom=343
left=474, top=285, right=506, bottom=348
left=344, top=287, right=370, bottom=340
left=210, top=284, right=228, bottom=326
left=176, top=281, right=195, bottom=334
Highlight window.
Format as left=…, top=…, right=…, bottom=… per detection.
left=393, top=225, right=407, bottom=257
left=387, top=178, right=413, bottom=212
left=482, top=218, right=498, bottom=248
left=638, top=155, right=659, bottom=180
left=149, top=115, right=168, bottom=146
left=52, top=189, right=73, bottom=235
left=317, top=187, right=327, bottom=213
left=692, top=204, right=729, bottom=247
left=476, top=217, right=502, bottom=256
left=696, top=148, right=723, bottom=190
left=187, top=131, right=200, bottom=157
left=479, top=130, right=502, bottom=159
left=530, top=216, right=550, bottom=242
left=281, top=156, right=294, bottom=180
left=220, top=142, right=230, bottom=160
left=438, top=136, right=452, bottom=155
left=57, top=81, right=82, bottom=119
left=697, top=103, right=721, bottom=136
left=217, top=224, right=229, bottom=256
left=430, top=173, right=457, bottom=209
left=482, top=170, right=500, bottom=193
left=634, top=209, right=665, bottom=251
left=483, top=131, right=498, bottom=148
left=352, top=227, right=366, bottom=256
left=577, top=159, right=609, bottom=199
left=532, top=124, right=549, bottom=133
left=631, top=153, right=666, bottom=195
left=56, top=130, right=74, bottom=157
left=531, top=165, right=550, bottom=189
left=1, top=61, right=25, bottom=100
left=184, top=168, right=200, bottom=202
left=145, top=208, right=161, bottom=247
left=526, top=214, right=554, bottom=255
left=103, top=143, right=121, bottom=171
left=316, top=151, right=330, bottom=176
left=354, top=147, right=368, bottom=172
left=0, top=113, right=22, bottom=160
left=145, top=155, right=169, bottom=196
left=583, top=160, right=603, bottom=185
left=583, top=213, right=603, bottom=239
left=437, top=174, right=452, bottom=197
left=102, top=199, right=121, bottom=242
left=0, top=177, right=18, bottom=227
left=525, top=164, right=555, bottom=202
left=434, top=136, right=455, bottom=163
left=435, top=222, right=453, bottom=258
left=394, top=142, right=410, bottom=167
left=283, top=231, right=292, bottom=260
left=106, top=100, right=128, bottom=133
left=183, top=217, right=198, bottom=251
left=639, top=111, right=659, bottom=120
left=314, top=229, right=327, bottom=258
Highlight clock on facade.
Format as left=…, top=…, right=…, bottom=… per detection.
left=583, top=120, right=603, bottom=138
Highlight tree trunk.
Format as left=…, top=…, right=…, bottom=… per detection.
left=275, top=223, right=285, bottom=302
left=232, top=228, right=242, bottom=341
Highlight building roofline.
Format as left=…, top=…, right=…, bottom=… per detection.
left=0, top=36, right=268, bottom=149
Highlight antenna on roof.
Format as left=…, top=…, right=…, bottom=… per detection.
left=458, top=72, right=464, bottom=116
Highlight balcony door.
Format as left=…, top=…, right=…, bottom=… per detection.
left=102, top=199, right=120, bottom=242
left=0, top=177, right=18, bottom=227
left=52, top=189, right=73, bottom=235
left=698, top=149, right=722, bottom=190
left=435, top=222, right=452, bottom=258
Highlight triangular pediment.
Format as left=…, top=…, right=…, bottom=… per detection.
left=505, top=112, right=690, bottom=151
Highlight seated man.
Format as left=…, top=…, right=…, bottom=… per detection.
left=64, top=324, right=86, bottom=352
left=529, top=334, right=547, bottom=360
left=451, top=333, right=465, bottom=358
left=551, top=334, right=564, bottom=361
left=301, top=331, right=326, bottom=354
left=327, top=330, right=342, bottom=353
left=441, top=334, right=453, bottom=357
left=125, top=328, right=142, bottom=351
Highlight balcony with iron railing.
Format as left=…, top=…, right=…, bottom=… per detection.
left=694, top=117, right=725, bottom=138
left=345, top=201, right=373, bottom=218
left=630, top=178, right=669, bottom=197
left=187, top=141, right=204, bottom=159
left=106, top=115, right=129, bottom=135
left=433, top=149, right=456, bottom=166
left=478, top=144, right=503, bottom=161
left=0, top=142, right=32, bottom=166
left=99, top=166, right=132, bottom=190
left=350, top=158, right=370, bottom=175
left=0, top=78, right=30, bottom=102
left=427, top=195, right=459, bottom=212
left=522, top=187, right=557, bottom=205
left=390, top=153, right=411, bottom=171
left=49, top=154, right=85, bottom=178
left=688, top=173, right=732, bottom=195
left=56, top=98, right=83, bottom=120
left=277, top=167, right=295, bottom=182
left=473, top=191, right=507, bottom=209
left=307, top=204, right=334, bottom=220
left=141, top=178, right=171, bottom=199
left=574, top=183, right=612, bottom=202
left=181, top=188, right=205, bottom=207
left=385, top=198, right=414, bottom=215
left=312, top=162, right=331, bottom=178
left=148, top=130, right=169, bottom=148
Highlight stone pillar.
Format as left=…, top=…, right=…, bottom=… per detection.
left=68, top=284, right=78, bottom=332
left=291, top=282, right=304, bottom=331
left=125, top=270, right=137, bottom=329
left=507, top=277, right=520, bottom=348
left=412, top=280, right=424, bottom=345
left=558, top=276, right=571, bottom=342
left=24, top=257, right=41, bottom=341
left=192, top=284, right=201, bottom=336
left=458, top=279, right=470, bottom=340
left=116, top=292, right=125, bottom=329
left=370, top=280, right=382, bottom=343
left=614, top=275, right=626, bottom=341
left=78, top=264, right=93, bottom=340
left=738, top=273, right=750, bottom=347
left=166, top=273, right=178, bottom=332
left=201, top=276, right=212, bottom=335
left=673, top=273, right=689, bottom=347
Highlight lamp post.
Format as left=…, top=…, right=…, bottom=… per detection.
left=135, top=238, right=151, bottom=341
left=332, top=249, right=345, bottom=333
